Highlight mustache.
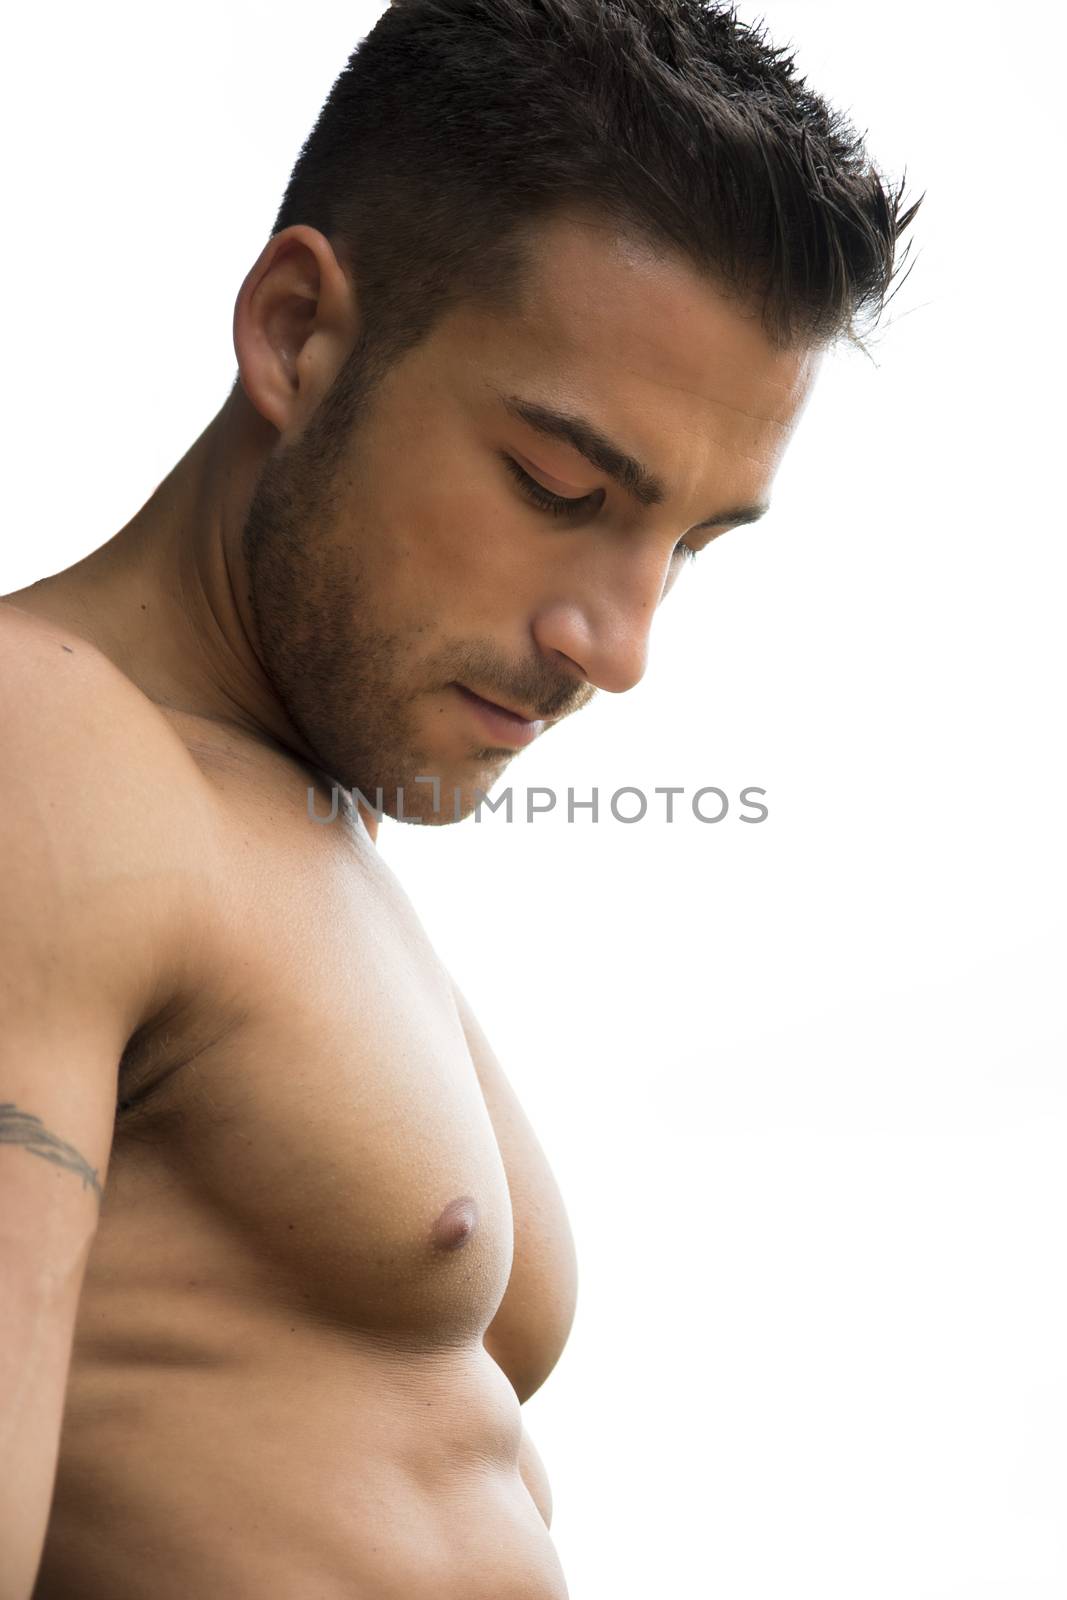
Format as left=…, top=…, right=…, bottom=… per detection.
left=445, top=645, right=596, bottom=724
left=476, top=676, right=595, bottom=723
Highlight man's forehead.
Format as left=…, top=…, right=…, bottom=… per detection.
left=474, top=211, right=820, bottom=465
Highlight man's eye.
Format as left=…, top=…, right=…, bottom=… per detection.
left=502, top=453, right=702, bottom=563
left=501, top=454, right=600, bottom=519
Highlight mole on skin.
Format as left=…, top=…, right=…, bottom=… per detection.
left=431, top=1195, right=479, bottom=1253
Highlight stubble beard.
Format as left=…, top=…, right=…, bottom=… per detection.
left=238, top=354, right=515, bottom=824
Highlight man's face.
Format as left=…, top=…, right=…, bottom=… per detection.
left=241, top=210, right=819, bottom=823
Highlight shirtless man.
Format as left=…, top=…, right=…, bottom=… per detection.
left=1, top=1, right=916, bottom=1594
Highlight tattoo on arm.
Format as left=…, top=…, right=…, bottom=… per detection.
left=0, top=1103, right=103, bottom=1198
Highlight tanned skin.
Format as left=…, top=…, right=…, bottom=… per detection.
left=0, top=206, right=817, bottom=1599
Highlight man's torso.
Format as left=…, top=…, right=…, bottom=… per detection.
left=11, top=606, right=576, bottom=1600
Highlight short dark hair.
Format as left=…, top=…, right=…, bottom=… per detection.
left=269, top=0, right=921, bottom=381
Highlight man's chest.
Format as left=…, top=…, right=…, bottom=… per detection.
left=108, top=732, right=574, bottom=1387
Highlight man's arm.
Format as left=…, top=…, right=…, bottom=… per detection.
left=0, top=617, right=196, bottom=1599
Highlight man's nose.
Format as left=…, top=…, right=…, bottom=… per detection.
left=530, top=547, right=672, bottom=695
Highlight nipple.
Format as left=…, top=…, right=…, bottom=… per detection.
left=431, top=1195, right=479, bottom=1253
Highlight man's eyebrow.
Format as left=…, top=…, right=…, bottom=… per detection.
left=496, top=390, right=770, bottom=531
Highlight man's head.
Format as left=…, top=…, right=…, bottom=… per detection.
left=230, top=0, right=919, bottom=823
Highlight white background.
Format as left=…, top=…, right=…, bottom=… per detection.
left=3, top=3, right=1065, bottom=1594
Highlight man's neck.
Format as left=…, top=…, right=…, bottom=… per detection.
left=2, top=390, right=377, bottom=836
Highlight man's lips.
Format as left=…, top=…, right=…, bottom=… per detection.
left=452, top=684, right=545, bottom=748
left=462, top=686, right=540, bottom=722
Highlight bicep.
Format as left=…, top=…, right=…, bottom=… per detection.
left=0, top=1005, right=122, bottom=1598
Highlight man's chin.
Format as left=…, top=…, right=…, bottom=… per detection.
left=374, top=758, right=514, bottom=826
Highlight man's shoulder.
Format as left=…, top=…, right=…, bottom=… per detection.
left=0, top=599, right=197, bottom=781
left=0, top=599, right=216, bottom=1019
